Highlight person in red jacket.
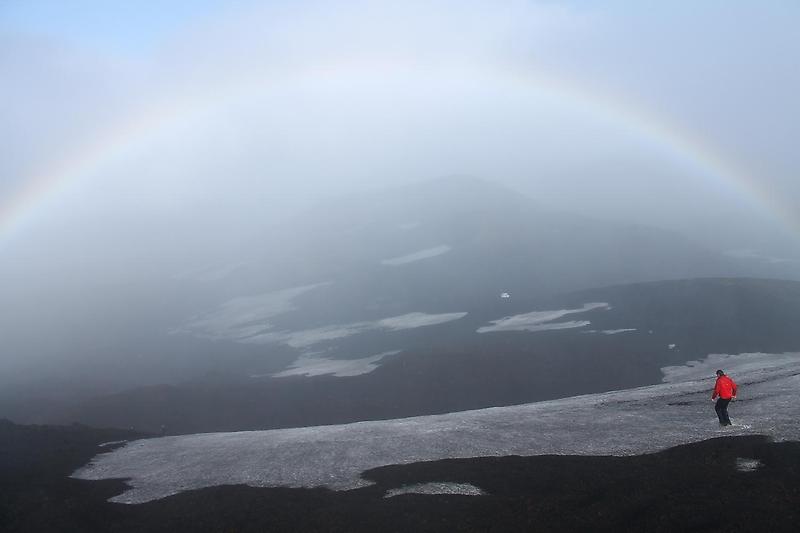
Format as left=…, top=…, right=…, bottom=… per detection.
left=711, top=369, right=738, bottom=426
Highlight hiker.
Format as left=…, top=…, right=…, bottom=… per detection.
left=711, top=369, right=737, bottom=426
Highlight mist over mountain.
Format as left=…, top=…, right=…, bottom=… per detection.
left=4, top=3, right=800, bottom=530
left=0, top=177, right=796, bottom=434
left=0, top=182, right=741, bottom=372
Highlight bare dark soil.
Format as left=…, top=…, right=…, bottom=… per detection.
left=2, top=419, right=799, bottom=532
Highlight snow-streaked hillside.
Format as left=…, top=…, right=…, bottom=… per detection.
left=51, top=278, right=800, bottom=436
left=73, top=351, right=800, bottom=504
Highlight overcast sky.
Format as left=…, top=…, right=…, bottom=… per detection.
left=2, top=0, right=799, bottom=278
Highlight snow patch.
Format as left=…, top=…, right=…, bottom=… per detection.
left=264, top=324, right=369, bottom=349
left=381, top=245, right=451, bottom=266
left=385, top=482, right=485, bottom=498
left=272, top=351, right=402, bottom=378
left=378, top=312, right=468, bottom=331
left=735, top=458, right=763, bottom=472
left=177, top=283, right=330, bottom=341
left=602, top=328, right=637, bottom=335
left=583, top=328, right=637, bottom=335
left=98, top=440, right=127, bottom=448
left=244, top=312, right=468, bottom=349
left=661, top=352, right=800, bottom=383
left=477, top=303, right=609, bottom=333
left=73, top=352, right=800, bottom=504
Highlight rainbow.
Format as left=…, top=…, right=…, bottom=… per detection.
left=1, top=63, right=795, bottom=249
left=0, top=96, right=199, bottom=249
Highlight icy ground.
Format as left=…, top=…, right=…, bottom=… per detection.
left=73, top=352, right=800, bottom=504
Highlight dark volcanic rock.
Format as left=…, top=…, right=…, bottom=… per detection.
left=1, top=421, right=799, bottom=532
left=0, top=420, right=144, bottom=533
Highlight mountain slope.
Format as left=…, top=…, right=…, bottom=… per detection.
left=3, top=419, right=799, bottom=532
left=5, top=179, right=795, bottom=426
left=58, top=278, right=800, bottom=434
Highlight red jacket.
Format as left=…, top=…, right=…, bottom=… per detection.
left=712, top=375, right=737, bottom=400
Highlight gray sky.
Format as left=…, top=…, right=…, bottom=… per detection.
left=2, top=0, right=799, bottom=278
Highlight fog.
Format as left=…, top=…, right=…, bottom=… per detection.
left=1, top=1, right=800, bottom=421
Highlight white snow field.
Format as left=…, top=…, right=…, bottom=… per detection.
left=73, top=352, right=800, bottom=504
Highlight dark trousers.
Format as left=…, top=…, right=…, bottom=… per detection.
left=715, top=398, right=732, bottom=426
